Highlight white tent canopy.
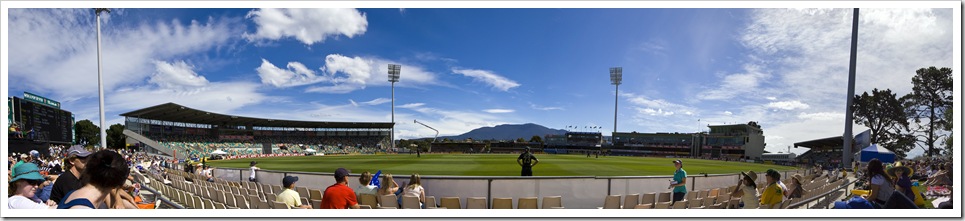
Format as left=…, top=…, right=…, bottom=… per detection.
left=211, top=150, right=228, bottom=155
left=304, top=149, right=317, bottom=152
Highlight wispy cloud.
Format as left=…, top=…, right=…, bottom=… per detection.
left=530, top=103, right=564, bottom=111
left=244, top=8, right=367, bottom=46
left=696, top=64, right=771, bottom=101
left=398, top=103, right=426, bottom=109
left=150, top=60, right=210, bottom=91
left=451, top=68, right=521, bottom=91
left=483, top=109, right=515, bottom=114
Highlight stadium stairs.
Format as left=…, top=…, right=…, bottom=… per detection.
left=124, top=129, right=177, bottom=157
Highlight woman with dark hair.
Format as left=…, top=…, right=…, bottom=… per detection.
left=864, top=159, right=894, bottom=207
left=58, top=150, right=136, bottom=209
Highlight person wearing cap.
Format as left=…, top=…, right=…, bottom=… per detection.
left=668, top=159, right=687, bottom=205
left=49, top=145, right=91, bottom=204
left=248, top=161, right=260, bottom=182
left=517, top=147, right=539, bottom=176
left=321, top=168, right=360, bottom=209
left=760, top=169, right=785, bottom=208
left=277, top=175, right=312, bottom=209
left=58, top=150, right=134, bottom=209
left=730, top=170, right=760, bottom=209
left=8, top=163, right=57, bottom=209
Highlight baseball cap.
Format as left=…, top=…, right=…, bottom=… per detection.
left=250, top=161, right=258, bottom=166
left=29, top=150, right=40, bottom=158
left=335, top=168, right=350, bottom=181
left=67, top=145, right=92, bottom=158
left=282, top=175, right=299, bottom=188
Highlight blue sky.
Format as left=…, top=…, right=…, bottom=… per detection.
left=4, top=7, right=955, bottom=158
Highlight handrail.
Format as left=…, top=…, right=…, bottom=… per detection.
left=140, top=182, right=185, bottom=209
left=787, top=178, right=858, bottom=209
left=217, top=167, right=803, bottom=180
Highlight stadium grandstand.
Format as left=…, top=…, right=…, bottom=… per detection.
left=119, top=103, right=393, bottom=160
left=609, top=122, right=766, bottom=161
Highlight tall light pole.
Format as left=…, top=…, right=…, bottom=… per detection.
left=95, top=8, right=110, bottom=149
left=388, top=64, right=401, bottom=151
left=843, top=8, right=859, bottom=170
left=609, top=67, right=622, bottom=140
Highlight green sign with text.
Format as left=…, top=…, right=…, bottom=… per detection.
left=23, top=92, right=60, bottom=109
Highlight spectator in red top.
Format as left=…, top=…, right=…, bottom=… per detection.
left=320, top=168, right=360, bottom=209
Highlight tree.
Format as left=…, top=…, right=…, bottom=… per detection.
left=73, top=120, right=100, bottom=146
left=901, top=67, right=953, bottom=157
left=529, top=135, right=543, bottom=144
left=852, top=88, right=914, bottom=158
left=107, top=123, right=126, bottom=149
left=516, top=137, right=526, bottom=143
left=943, top=107, right=953, bottom=155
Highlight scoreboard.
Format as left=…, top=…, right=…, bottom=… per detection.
left=13, top=97, right=73, bottom=143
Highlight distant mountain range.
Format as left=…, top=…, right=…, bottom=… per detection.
left=423, top=123, right=567, bottom=141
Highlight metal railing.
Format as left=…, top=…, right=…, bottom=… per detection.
left=787, top=177, right=859, bottom=209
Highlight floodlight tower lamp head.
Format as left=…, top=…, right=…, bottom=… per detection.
left=388, top=64, right=401, bottom=82
left=609, top=67, right=623, bottom=85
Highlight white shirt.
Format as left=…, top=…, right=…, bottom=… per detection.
left=741, top=186, right=760, bottom=209
left=355, top=185, right=378, bottom=197
left=249, top=166, right=259, bottom=179
left=8, top=195, right=49, bottom=209
left=402, top=185, right=425, bottom=200
left=870, top=174, right=894, bottom=202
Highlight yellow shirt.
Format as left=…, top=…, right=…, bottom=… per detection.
left=760, top=183, right=784, bottom=208
left=277, top=189, right=301, bottom=208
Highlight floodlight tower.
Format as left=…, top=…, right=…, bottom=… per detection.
left=609, top=67, right=622, bottom=140
left=95, top=8, right=110, bottom=149
left=388, top=64, right=401, bottom=151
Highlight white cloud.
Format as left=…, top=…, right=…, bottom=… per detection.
left=307, top=54, right=439, bottom=93
left=107, top=82, right=268, bottom=115
left=398, top=103, right=425, bottom=109
left=797, top=112, right=842, bottom=121
left=483, top=109, right=515, bottom=114
left=766, top=97, right=777, bottom=101
left=244, top=8, right=367, bottom=45
left=7, top=9, right=238, bottom=99
left=149, top=60, right=210, bottom=91
left=697, top=64, right=771, bottom=100
left=623, top=92, right=696, bottom=116
left=255, top=59, right=326, bottom=87
left=451, top=68, right=521, bottom=91
left=361, top=98, right=391, bottom=106
left=766, top=100, right=810, bottom=110
left=530, top=103, right=564, bottom=111
left=723, top=111, right=733, bottom=116
left=637, top=108, right=674, bottom=116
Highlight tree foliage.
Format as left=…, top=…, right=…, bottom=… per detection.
left=901, top=67, right=953, bottom=157
left=73, top=119, right=100, bottom=146
left=529, top=135, right=543, bottom=143
left=852, top=88, right=914, bottom=158
left=107, top=123, right=126, bottom=149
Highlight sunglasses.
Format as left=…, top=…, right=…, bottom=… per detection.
left=26, top=179, right=44, bottom=186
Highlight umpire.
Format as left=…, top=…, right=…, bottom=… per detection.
left=517, top=147, right=539, bottom=176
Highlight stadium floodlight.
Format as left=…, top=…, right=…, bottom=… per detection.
left=95, top=8, right=111, bottom=149
left=609, top=67, right=622, bottom=140
left=413, top=119, right=438, bottom=158
left=388, top=64, right=401, bottom=151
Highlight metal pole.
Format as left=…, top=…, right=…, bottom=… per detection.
left=95, top=8, right=109, bottom=149
left=843, top=8, right=859, bottom=170
left=391, top=81, right=395, bottom=151
left=614, top=84, right=619, bottom=136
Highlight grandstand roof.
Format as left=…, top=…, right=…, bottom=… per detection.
left=120, top=103, right=393, bottom=129
left=793, top=136, right=842, bottom=149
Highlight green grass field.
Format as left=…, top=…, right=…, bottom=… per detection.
left=205, top=154, right=801, bottom=176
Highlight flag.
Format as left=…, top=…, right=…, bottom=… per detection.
left=370, top=170, right=382, bottom=188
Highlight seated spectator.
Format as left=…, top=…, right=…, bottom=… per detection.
left=785, top=174, right=805, bottom=199
left=730, top=170, right=760, bottom=209
left=865, top=158, right=895, bottom=208
left=276, top=176, right=312, bottom=209
left=50, top=145, right=91, bottom=204
left=58, top=150, right=135, bottom=209
left=401, top=173, right=426, bottom=207
left=8, top=163, right=56, bottom=209
left=355, top=171, right=378, bottom=198
left=377, top=173, right=400, bottom=197
left=887, top=164, right=915, bottom=199
left=321, top=168, right=360, bottom=209
left=760, top=169, right=785, bottom=208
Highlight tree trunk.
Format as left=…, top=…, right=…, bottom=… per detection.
left=928, top=106, right=935, bottom=157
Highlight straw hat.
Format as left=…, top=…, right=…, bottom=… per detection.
left=886, top=166, right=914, bottom=178
left=741, top=170, right=757, bottom=183
left=792, top=174, right=805, bottom=184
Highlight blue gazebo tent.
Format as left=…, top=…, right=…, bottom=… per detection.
left=858, top=144, right=896, bottom=164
